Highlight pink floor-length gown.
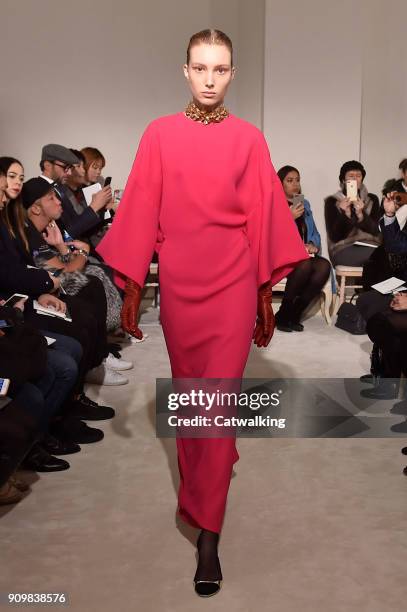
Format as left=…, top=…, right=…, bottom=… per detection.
left=97, top=112, right=308, bottom=533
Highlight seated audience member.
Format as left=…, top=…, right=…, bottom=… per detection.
left=392, top=158, right=407, bottom=194
left=0, top=298, right=80, bottom=475
left=39, top=144, right=111, bottom=240
left=0, top=157, right=128, bottom=391
left=81, top=147, right=106, bottom=186
left=65, top=149, right=114, bottom=249
left=324, top=161, right=381, bottom=266
left=274, top=166, right=331, bottom=331
left=23, top=177, right=124, bottom=334
left=358, top=179, right=407, bottom=322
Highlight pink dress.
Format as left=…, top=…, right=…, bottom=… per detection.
left=97, top=113, right=308, bottom=532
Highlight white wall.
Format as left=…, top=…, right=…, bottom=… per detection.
left=0, top=0, right=264, bottom=188
left=360, top=0, right=407, bottom=197
left=264, top=0, right=407, bottom=254
left=264, top=0, right=363, bottom=255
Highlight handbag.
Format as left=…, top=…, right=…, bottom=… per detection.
left=335, top=294, right=366, bottom=335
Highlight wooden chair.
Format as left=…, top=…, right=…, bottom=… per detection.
left=273, top=277, right=332, bottom=325
left=332, top=265, right=363, bottom=316
left=145, top=263, right=159, bottom=308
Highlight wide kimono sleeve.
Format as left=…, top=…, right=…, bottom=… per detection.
left=246, top=132, right=309, bottom=287
left=96, top=121, right=162, bottom=288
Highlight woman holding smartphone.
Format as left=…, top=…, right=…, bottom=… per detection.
left=97, top=29, right=307, bottom=596
left=275, top=166, right=331, bottom=331
left=324, top=160, right=381, bottom=266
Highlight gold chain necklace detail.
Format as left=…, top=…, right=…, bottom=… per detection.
left=185, top=101, right=229, bottom=125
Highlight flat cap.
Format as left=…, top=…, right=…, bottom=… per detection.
left=41, top=144, right=80, bottom=165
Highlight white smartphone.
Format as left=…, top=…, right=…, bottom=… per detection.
left=0, top=378, right=10, bottom=396
left=3, top=293, right=29, bottom=308
left=346, top=179, right=358, bottom=202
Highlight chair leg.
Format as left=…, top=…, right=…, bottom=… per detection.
left=321, top=287, right=332, bottom=325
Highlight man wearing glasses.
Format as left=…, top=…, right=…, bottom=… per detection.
left=39, top=144, right=79, bottom=186
left=39, top=144, right=110, bottom=239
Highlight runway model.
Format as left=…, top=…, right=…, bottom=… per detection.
left=97, top=29, right=307, bottom=597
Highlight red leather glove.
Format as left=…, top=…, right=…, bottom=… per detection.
left=253, top=283, right=275, bottom=347
left=121, top=278, right=143, bottom=339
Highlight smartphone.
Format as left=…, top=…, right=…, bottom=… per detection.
left=292, top=194, right=304, bottom=208
left=49, top=268, right=63, bottom=278
left=0, top=378, right=10, bottom=396
left=104, top=176, right=112, bottom=187
left=346, top=179, right=358, bottom=202
left=4, top=293, right=29, bottom=308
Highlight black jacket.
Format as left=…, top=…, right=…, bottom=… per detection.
left=0, top=223, right=54, bottom=300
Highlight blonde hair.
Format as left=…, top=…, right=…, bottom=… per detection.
left=187, top=29, right=233, bottom=66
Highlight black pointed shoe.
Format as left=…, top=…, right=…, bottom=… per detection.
left=67, top=393, right=115, bottom=421
left=194, top=558, right=222, bottom=598
left=22, top=445, right=70, bottom=472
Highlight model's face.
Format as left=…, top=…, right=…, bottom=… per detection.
left=87, top=160, right=104, bottom=184
left=183, top=43, right=235, bottom=110
left=38, top=190, right=63, bottom=220
left=344, top=169, right=363, bottom=190
left=6, top=162, right=24, bottom=200
left=282, top=171, right=301, bottom=198
left=0, top=176, right=8, bottom=210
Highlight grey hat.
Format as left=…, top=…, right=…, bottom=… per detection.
left=41, top=144, right=80, bottom=165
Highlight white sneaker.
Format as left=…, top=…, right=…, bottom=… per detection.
left=85, top=364, right=129, bottom=386
left=105, top=354, right=133, bottom=371
left=129, top=333, right=149, bottom=344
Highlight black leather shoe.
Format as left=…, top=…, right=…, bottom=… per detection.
left=290, top=322, right=304, bottom=332
left=22, top=444, right=70, bottom=472
left=401, top=447, right=407, bottom=455
left=403, top=465, right=407, bottom=475
left=360, top=373, right=374, bottom=384
left=68, top=394, right=115, bottom=421
left=41, top=433, right=81, bottom=456
left=51, top=417, right=104, bottom=444
left=391, top=400, right=407, bottom=416
left=390, top=420, right=407, bottom=434
left=360, top=381, right=398, bottom=400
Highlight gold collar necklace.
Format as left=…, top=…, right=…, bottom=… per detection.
left=184, top=101, right=229, bottom=125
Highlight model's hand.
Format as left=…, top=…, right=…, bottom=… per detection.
left=253, top=283, right=275, bottom=347
left=121, top=278, right=143, bottom=339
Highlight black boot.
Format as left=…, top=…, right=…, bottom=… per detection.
left=275, top=298, right=294, bottom=332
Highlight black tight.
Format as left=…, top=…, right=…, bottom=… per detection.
left=277, top=256, right=331, bottom=324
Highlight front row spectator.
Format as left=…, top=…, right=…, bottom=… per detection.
left=40, top=144, right=112, bottom=241
left=275, top=166, right=331, bottom=332
left=325, top=161, right=381, bottom=266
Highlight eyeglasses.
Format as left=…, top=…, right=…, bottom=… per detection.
left=53, top=162, right=73, bottom=172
